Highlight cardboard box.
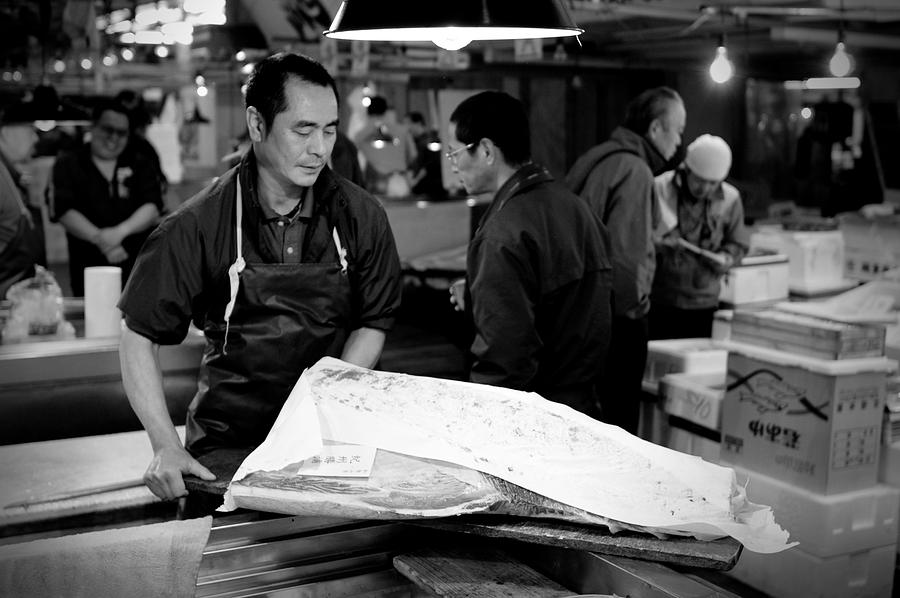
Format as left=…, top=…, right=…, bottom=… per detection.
left=719, top=340, right=896, bottom=495
left=731, top=309, right=886, bottom=360
left=719, top=253, right=789, bottom=306
left=726, top=543, right=896, bottom=598
left=729, top=464, right=899, bottom=558
left=660, top=371, right=725, bottom=431
left=642, top=339, right=727, bottom=393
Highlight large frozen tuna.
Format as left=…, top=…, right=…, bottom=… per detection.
left=223, top=357, right=794, bottom=553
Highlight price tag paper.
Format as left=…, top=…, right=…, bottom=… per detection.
left=295, top=444, right=376, bottom=477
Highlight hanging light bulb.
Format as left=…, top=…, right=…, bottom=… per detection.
left=829, top=40, right=853, bottom=77
left=709, top=36, right=734, bottom=84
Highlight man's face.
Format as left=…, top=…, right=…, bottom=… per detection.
left=447, top=122, right=492, bottom=196
left=685, top=168, right=721, bottom=201
left=252, top=77, right=338, bottom=189
left=649, top=100, right=686, bottom=161
left=0, top=123, right=38, bottom=162
left=90, top=110, right=130, bottom=161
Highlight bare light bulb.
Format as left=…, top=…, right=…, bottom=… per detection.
left=829, top=42, right=853, bottom=77
left=709, top=45, right=734, bottom=84
left=432, top=28, right=472, bottom=51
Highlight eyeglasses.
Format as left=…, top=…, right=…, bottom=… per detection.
left=97, top=124, right=129, bottom=139
left=444, top=142, right=474, bottom=164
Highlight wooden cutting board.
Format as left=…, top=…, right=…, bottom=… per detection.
left=184, top=448, right=742, bottom=570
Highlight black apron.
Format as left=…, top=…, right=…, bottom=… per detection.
left=186, top=178, right=352, bottom=456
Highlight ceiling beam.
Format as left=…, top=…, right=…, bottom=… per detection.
left=771, top=26, right=900, bottom=48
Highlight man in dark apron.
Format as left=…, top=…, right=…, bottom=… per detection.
left=119, top=53, right=403, bottom=501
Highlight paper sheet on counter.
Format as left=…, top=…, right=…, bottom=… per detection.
left=223, top=357, right=794, bottom=554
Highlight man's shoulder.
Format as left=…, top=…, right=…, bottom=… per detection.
left=326, top=171, right=388, bottom=216
left=164, top=170, right=234, bottom=227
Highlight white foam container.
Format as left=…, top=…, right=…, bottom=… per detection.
left=727, top=543, right=896, bottom=598
left=729, top=464, right=899, bottom=558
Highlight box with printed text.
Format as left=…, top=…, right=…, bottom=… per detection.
left=719, top=341, right=896, bottom=495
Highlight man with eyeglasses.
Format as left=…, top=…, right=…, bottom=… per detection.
left=447, top=91, right=612, bottom=417
left=51, top=98, right=162, bottom=296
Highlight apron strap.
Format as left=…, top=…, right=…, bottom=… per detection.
left=223, top=178, right=246, bottom=354
left=332, top=227, right=348, bottom=275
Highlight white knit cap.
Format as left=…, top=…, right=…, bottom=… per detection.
left=684, top=134, right=732, bottom=181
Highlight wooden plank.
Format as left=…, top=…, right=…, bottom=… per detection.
left=393, top=547, right=571, bottom=597
left=411, top=517, right=743, bottom=571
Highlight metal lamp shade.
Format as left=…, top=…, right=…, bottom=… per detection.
left=324, top=0, right=583, bottom=50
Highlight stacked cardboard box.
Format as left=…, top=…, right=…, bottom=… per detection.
left=717, top=310, right=898, bottom=597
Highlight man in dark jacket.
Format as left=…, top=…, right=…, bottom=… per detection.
left=565, top=86, right=686, bottom=434
left=448, top=91, right=612, bottom=417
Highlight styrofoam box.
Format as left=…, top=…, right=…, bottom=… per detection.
left=659, top=371, right=725, bottom=431
left=880, top=442, right=900, bottom=487
left=719, top=340, right=897, bottom=495
left=839, top=213, right=900, bottom=283
left=726, top=543, right=895, bottom=598
left=719, top=253, right=789, bottom=306
left=751, top=227, right=847, bottom=293
left=666, top=424, right=720, bottom=463
left=712, top=309, right=732, bottom=341
left=642, top=339, right=728, bottom=393
left=727, top=464, right=899, bottom=558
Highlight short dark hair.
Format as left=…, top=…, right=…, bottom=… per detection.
left=450, top=91, right=530, bottom=166
left=244, top=52, right=339, bottom=131
left=623, top=86, right=682, bottom=135
left=407, top=111, right=425, bottom=125
left=91, top=98, right=131, bottom=124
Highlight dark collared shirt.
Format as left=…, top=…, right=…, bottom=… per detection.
left=119, top=149, right=402, bottom=346
left=257, top=187, right=314, bottom=264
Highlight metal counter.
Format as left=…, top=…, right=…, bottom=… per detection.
left=0, top=324, right=204, bottom=445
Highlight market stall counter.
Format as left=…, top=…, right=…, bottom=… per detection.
left=0, top=298, right=204, bottom=445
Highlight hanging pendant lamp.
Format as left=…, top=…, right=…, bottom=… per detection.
left=324, top=0, right=583, bottom=51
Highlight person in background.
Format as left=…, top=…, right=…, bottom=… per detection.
left=51, top=98, right=162, bottom=297
left=353, top=95, right=417, bottom=196
left=650, top=135, right=749, bottom=339
left=329, top=130, right=366, bottom=188
left=405, top=111, right=444, bottom=198
left=115, top=89, right=168, bottom=200
left=565, top=86, right=686, bottom=435
left=118, top=52, right=403, bottom=502
left=447, top=90, right=612, bottom=417
left=0, top=101, right=44, bottom=298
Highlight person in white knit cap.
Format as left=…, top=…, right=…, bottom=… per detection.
left=649, top=134, right=749, bottom=339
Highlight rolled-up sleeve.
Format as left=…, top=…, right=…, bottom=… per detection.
left=118, top=212, right=207, bottom=345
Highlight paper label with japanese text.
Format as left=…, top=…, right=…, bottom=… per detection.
left=295, top=443, right=376, bottom=477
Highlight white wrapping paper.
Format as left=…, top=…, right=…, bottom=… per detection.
left=223, top=358, right=795, bottom=554
left=84, top=267, right=121, bottom=338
